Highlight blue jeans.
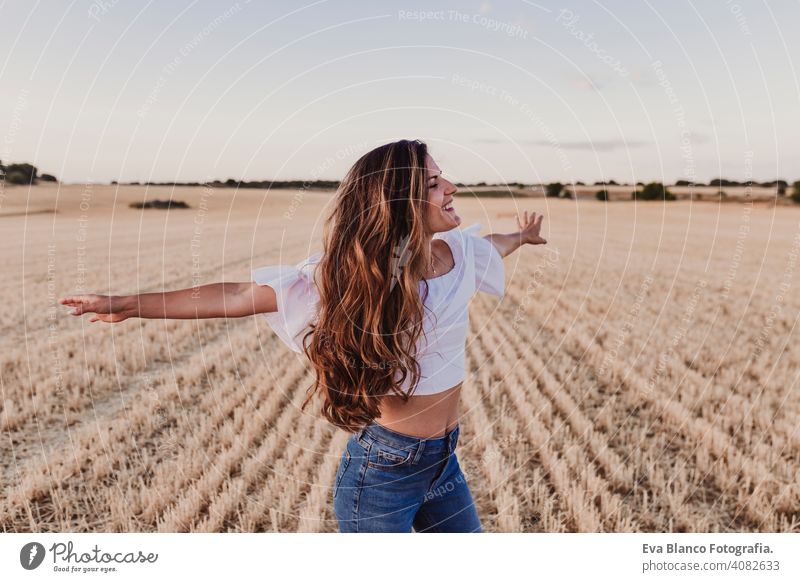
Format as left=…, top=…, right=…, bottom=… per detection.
left=333, top=421, right=482, bottom=532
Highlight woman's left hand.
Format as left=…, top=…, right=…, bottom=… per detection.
left=517, top=210, right=547, bottom=245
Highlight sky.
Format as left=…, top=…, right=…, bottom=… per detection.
left=1, top=0, right=798, bottom=185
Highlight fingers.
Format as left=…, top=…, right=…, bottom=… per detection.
left=518, top=210, right=544, bottom=230
left=527, top=212, right=543, bottom=227
left=519, top=210, right=534, bottom=227
left=59, top=296, right=85, bottom=306
left=61, top=296, right=93, bottom=312
left=60, top=295, right=94, bottom=316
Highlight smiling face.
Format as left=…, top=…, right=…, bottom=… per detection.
left=424, top=154, right=460, bottom=233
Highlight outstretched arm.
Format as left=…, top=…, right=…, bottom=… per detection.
left=59, top=282, right=278, bottom=323
left=484, top=210, right=547, bottom=258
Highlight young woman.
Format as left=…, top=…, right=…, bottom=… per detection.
left=59, top=139, right=547, bottom=533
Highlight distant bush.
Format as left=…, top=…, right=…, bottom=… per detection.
left=792, top=181, right=800, bottom=204
left=761, top=180, right=788, bottom=189
left=129, top=199, right=190, bottom=209
left=545, top=182, right=563, bottom=197
left=5, top=163, right=37, bottom=183
left=6, top=171, right=30, bottom=184
left=0, top=161, right=58, bottom=184
left=634, top=182, right=676, bottom=201
left=596, top=189, right=609, bottom=201
left=709, top=178, right=740, bottom=187
left=777, top=185, right=786, bottom=196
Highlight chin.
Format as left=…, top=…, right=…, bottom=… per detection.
left=430, top=211, right=460, bottom=232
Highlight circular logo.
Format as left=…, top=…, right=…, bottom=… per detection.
left=20, top=542, right=46, bottom=570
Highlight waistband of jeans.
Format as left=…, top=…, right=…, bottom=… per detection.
left=360, top=421, right=459, bottom=453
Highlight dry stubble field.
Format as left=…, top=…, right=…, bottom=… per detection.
left=1, top=184, right=798, bottom=532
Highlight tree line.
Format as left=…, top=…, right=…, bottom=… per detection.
left=4, top=160, right=799, bottom=203
left=543, top=180, right=800, bottom=203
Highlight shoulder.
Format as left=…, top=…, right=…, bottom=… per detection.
left=434, top=224, right=476, bottom=245
left=436, top=223, right=484, bottom=240
left=297, top=250, right=323, bottom=274
left=435, top=223, right=484, bottom=253
left=252, top=250, right=323, bottom=289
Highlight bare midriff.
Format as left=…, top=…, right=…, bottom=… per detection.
left=375, top=382, right=462, bottom=439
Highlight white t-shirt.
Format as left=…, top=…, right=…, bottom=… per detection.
left=251, top=223, right=505, bottom=396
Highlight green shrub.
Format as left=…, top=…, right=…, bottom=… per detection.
left=5, top=171, right=29, bottom=184
left=129, top=199, right=190, bottom=209
left=635, top=182, right=676, bottom=200
left=596, top=189, right=609, bottom=201
left=545, top=182, right=563, bottom=197
left=5, top=163, right=37, bottom=183
left=791, top=181, right=800, bottom=204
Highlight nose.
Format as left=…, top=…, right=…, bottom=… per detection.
left=445, top=178, right=458, bottom=195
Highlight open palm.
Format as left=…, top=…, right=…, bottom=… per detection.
left=517, top=210, right=547, bottom=245
left=59, top=294, right=131, bottom=323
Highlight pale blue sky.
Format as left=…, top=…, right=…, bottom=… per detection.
left=1, top=0, right=798, bottom=184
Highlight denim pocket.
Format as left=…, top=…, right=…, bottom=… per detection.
left=334, top=448, right=351, bottom=498
left=367, top=442, right=413, bottom=471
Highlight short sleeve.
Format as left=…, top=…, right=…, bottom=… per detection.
left=251, top=251, right=323, bottom=353
left=465, top=223, right=505, bottom=297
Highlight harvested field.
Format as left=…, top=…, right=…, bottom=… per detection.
left=1, top=184, right=798, bottom=532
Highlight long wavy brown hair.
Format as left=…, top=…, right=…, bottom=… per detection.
left=297, top=139, right=436, bottom=432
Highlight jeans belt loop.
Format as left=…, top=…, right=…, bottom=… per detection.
left=411, top=440, right=425, bottom=465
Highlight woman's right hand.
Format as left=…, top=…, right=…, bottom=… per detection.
left=59, top=294, right=135, bottom=323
